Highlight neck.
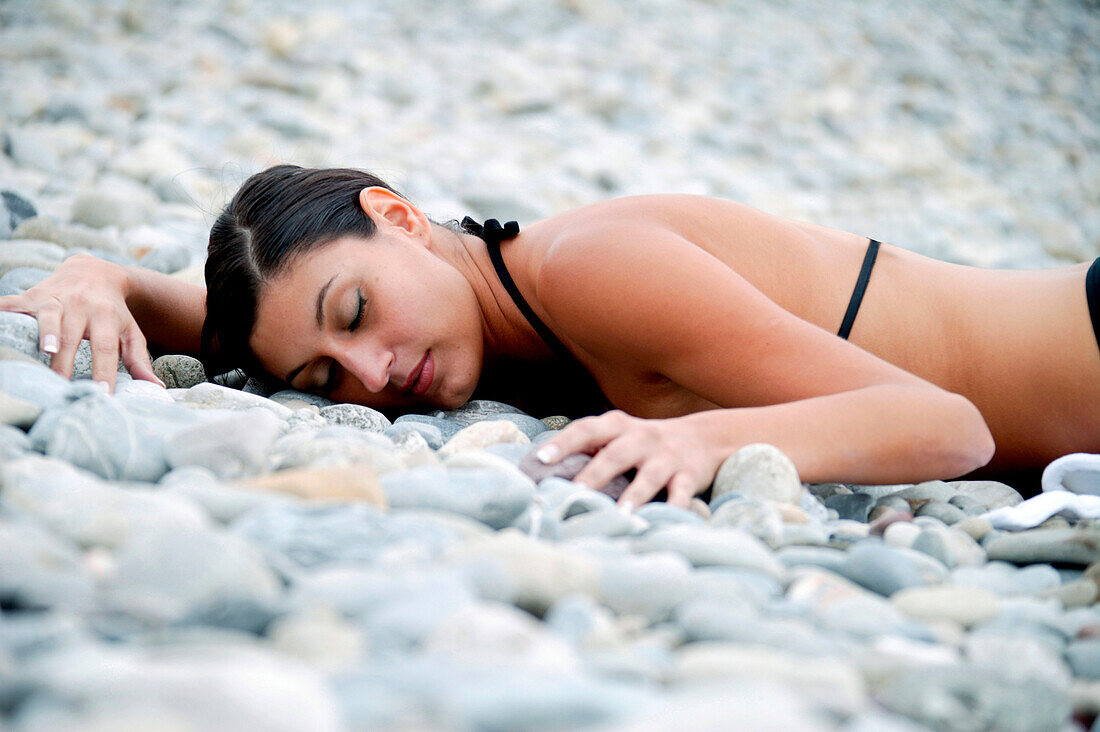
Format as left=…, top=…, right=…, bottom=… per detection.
left=431, top=222, right=551, bottom=366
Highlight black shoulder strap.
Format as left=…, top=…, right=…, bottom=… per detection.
left=462, top=217, right=579, bottom=364
left=838, top=238, right=881, bottom=340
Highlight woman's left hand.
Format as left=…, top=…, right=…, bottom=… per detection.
left=534, top=410, right=724, bottom=511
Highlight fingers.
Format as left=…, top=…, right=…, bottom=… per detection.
left=120, top=323, right=165, bottom=388
left=50, top=306, right=86, bottom=380
left=35, top=298, right=62, bottom=356
left=88, top=315, right=121, bottom=392
left=665, top=472, right=700, bottom=510
left=0, top=293, right=30, bottom=314
left=615, top=459, right=677, bottom=511
left=535, top=410, right=631, bottom=465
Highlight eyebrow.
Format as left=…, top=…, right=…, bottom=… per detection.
left=284, top=274, right=337, bottom=384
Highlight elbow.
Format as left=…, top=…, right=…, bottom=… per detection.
left=935, top=393, right=996, bottom=477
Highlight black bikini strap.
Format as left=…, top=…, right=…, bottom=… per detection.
left=462, top=216, right=578, bottom=363
left=837, top=238, right=881, bottom=340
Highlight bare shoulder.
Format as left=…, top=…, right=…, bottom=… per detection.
left=534, top=208, right=931, bottom=408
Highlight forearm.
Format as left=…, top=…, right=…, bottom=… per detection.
left=684, top=384, right=995, bottom=485
left=124, top=264, right=206, bottom=357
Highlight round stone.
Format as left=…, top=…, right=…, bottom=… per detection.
left=712, top=443, right=802, bottom=506
left=152, top=354, right=206, bottom=389
left=319, top=403, right=391, bottom=433
left=890, top=585, right=999, bottom=628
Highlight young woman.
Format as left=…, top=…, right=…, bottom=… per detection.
left=4, top=165, right=1098, bottom=506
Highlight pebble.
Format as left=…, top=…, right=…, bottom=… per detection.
left=444, top=530, right=600, bottom=614
left=985, top=528, right=1100, bottom=566
left=872, top=663, right=1072, bottom=731
left=825, top=492, right=875, bottom=522
left=948, top=480, right=1024, bottom=510
left=1, top=190, right=37, bottom=238
left=384, top=420, right=445, bottom=449
left=70, top=179, right=158, bottom=230
left=954, top=515, right=994, bottom=541
left=673, top=642, right=866, bottom=712
left=518, top=449, right=632, bottom=501
left=12, top=215, right=125, bottom=254
left=1067, top=639, right=1100, bottom=680
left=267, top=426, right=403, bottom=474
left=165, top=409, right=284, bottom=480
left=882, top=521, right=922, bottom=549
left=160, top=465, right=292, bottom=524
left=268, top=604, right=365, bottom=673
left=542, top=415, right=570, bottom=430
left=107, top=524, right=281, bottom=620
left=915, top=499, right=967, bottom=525
left=0, top=312, right=47, bottom=364
left=393, top=413, right=463, bottom=441
left=381, top=465, right=535, bottom=529
left=234, top=465, right=387, bottom=506
left=597, top=551, right=698, bottom=622
left=711, top=443, right=802, bottom=506
left=890, top=585, right=999, bottom=628
left=776, top=545, right=850, bottom=573
left=869, top=508, right=914, bottom=536
left=269, top=389, right=336, bottom=411
left=18, top=642, right=346, bottom=731
left=710, top=496, right=784, bottom=547
left=634, top=525, right=787, bottom=580
left=319, top=403, right=391, bottom=433
left=1, top=455, right=208, bottom=548
left=177, top=382, right=293, bottom=420
left=152, top=354, right=206, bottom=389
left=835, top=541, right=926, bottom=597
left=234, top=503, right=471, bottom=570
left=423, top=601, right=581, bottom=674
left=138, top=241, right=191, bottom=273
left=435, top=399, right=528, bottom=427
left=0, top=519, right=95, bottom=611
left=0, top=390, right=41, bottom=428
left=0, top=265, right=50, bottom=296
left=438, top=419, right=530, bottom=456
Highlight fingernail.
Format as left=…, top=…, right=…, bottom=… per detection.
left=620, top=500, right=636, bottom=514
left=96, top=381, right=110, bottom=394
left=42, top=335, right=58, bottom=354
left=536, top=445, right=560, bottom=464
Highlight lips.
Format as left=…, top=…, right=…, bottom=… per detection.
left=401, top=351, right=433, bottom=396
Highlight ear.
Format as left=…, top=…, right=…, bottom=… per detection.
left=358, top=187, right=430, bottom=240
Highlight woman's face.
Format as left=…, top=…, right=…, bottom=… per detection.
left=248, top=232, right=485, bottom=410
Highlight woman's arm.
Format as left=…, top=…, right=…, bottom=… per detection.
left=0, top=254, right=207, bottom=390
left=124, top=261, right=206, bottom=356
left=532, top=224, right=995, bottom=507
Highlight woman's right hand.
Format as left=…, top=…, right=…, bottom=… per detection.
left=0, top=254, right=165, bottom=392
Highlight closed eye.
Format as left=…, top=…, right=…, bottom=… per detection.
left=348, top=289, right=365, bottom=332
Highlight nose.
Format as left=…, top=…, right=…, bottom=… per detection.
left=336, top=339, right=394, bottom=394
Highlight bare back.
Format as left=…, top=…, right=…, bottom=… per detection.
left=518, top=195, right=1100, bottom=471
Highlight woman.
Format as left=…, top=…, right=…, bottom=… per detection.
left=3, top=165, right=1097, bottom=506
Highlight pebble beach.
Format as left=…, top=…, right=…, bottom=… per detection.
left=2, top=0, right=1100, bottom=730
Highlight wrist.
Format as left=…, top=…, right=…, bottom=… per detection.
left=674, top=409, right=740, bottom=468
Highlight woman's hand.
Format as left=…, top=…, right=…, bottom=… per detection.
left=0, top=254, right=164, bottom=392
left=534, top=410, right=724, bottom=511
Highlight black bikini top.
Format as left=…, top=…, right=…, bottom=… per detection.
left=461, top=216, right=610, bottom=416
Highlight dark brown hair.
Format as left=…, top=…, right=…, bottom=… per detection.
left=200, top=165, right=403, bottom=377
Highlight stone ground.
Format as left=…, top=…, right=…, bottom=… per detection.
left=2, top=0, right=1100, bottom=730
